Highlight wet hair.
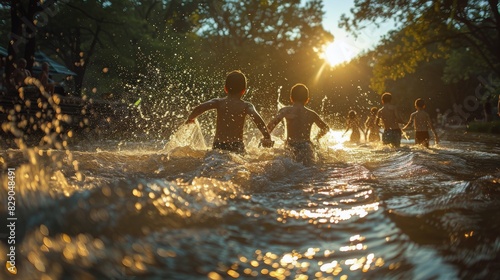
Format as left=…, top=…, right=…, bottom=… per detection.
left=290, top=83, right=309, bottom=104
left=370, top=107, right=378, bottom=115
left=348, top=110, right=357, bottom=119
left=381, top=92, right=392, bottom=103
left=415, top=98, right=425, bottom=108
left=225, top=70, right=247, bottom=95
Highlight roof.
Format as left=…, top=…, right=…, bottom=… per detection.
left=0, top=46, right=76, bottom=76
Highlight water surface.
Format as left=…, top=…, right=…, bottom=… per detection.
left=1, top=127, right=499, bottom=279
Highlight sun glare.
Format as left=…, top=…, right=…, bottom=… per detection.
left=322, top=40, right=356, bottom=67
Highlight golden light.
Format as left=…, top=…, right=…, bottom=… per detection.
left=322, top=40, right=356, bottom=67
left=319, top=130, right=348, bottom=150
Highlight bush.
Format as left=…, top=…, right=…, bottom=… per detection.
left=467, top=121, right=500, bottom=134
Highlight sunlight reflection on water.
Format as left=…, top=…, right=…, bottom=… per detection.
left=1, top=122, right=499, bottom=279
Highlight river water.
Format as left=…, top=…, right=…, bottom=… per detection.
left=0, top=125, right=499, bottom=280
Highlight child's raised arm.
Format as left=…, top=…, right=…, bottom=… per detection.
left=185, top=99, right=218, bottom=124
left=313, top=112, right=330, bottom=141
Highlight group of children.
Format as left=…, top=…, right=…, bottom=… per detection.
left=8, top=58, right=56, bottom=94
left=185, top=70, right=439, bottom=163
left=343, top=93, right=438, bottom=148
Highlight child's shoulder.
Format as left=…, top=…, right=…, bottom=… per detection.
left=231, top=99, right=257, bottom=111
left=415, top=109, right=429, bottom=115
left=279, top=105, right=294, bottom=111
left=205, top=97, right=224, bottom=104
left=304, top=106, right=320, bottom=115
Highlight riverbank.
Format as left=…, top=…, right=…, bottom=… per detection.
left=440, top=125, right=500, bottom=145
left=466, top=120, right=500, bottom=134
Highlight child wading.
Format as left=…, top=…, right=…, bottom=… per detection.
left=267, top=83, right=330, bottom=165
left=376, top=92, right=405, bottom=148
left=365, top=107, right=381, bottom=142
left=343, top=110, right=364, bottom=143
left=402, top=98, right=439, bottom=148
left=185, top=70, right=272, bottom=153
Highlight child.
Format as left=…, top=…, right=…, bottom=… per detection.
left=402, top=98, right=439, bottom=148
left=376, top=92, right=405, bottom=148
left=9, top=58, right=31, bottom=90
left=343, top=110, right=363, bottom=143
left=38, top=62, right=55, bottom=94
left=365, top=107, right=381, bottom=142
left=267, top=83, right=330, bottom=164
left=185, top=70, right=272, bottom=153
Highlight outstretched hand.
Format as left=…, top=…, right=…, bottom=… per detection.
left=402, top=130, right=410, bottom=140
left=260, top=138, right=274, bottom=148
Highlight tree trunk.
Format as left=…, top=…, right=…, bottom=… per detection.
left=71, top=23, right=101, bottom=95
left=71, top=27, right=83, bottom=95
left=24, top=0, right=41, bottom=72
left=6, top=0, right=23, bottom=86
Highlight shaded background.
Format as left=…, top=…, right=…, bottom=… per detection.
left=1, top=0, right=499, bottom=140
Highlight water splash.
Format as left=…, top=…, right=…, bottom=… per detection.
left=163, top=120, right=207, bottom=155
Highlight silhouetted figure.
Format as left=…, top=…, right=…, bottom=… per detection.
left=185, top=70, right=272, bottom=154
left=38, top=62, right=55, bottom=95
left=9, top=58, right=31, bottom=90
left=365, top=107, right=381, bottom=142
left=402, top=98, right=439, bottom=148
left=343, top=110, right=363, bottom=143
left=376, top=92, right=405, bottom=148
left=267, top=83, right=330, bottom=165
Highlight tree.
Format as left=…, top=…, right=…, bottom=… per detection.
left=36, top=0, right=146, bottom=94
left=1, top=0, right=41, bottom=83
left=340, top=0, right=500, bottom=93
left=196, top=0, right=333, bottom=106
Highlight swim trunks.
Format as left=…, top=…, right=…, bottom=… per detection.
left=382, top=128, right=402, bottom=147
left=212, top=141, right=245, bottom=154
left=415, top=131, right=430, bottom=148
left=286, top=141, right=315, bottom=165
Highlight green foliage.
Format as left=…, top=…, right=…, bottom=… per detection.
left=4, top=0, right=388, bottom=138
left=443, top=48, right=486, bottom=83
left=467, top=121, right=500, bottom=134
left=19, top=0, right=332, bottom=101
left=341, top=0, right=500, bottom=94
left=191, top=0, right=333, bottom=106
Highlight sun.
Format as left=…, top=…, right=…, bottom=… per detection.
left=322, top=40, right=356, bottom=67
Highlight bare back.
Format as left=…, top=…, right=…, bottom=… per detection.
left=214, top=97, right=251, bottom=142
left=268, top=104, right=329, bottom=142
left=187, top=95, right=269, bottom=143
left=408, top=110, right=433, bottom=132
left=377, top=104, right=403, bottom=130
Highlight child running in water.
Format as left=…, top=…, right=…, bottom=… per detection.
left=365, top=107, right=381, bottom=142
left=343, top=110, right=363, bottom=143
left=185, top=70, right=272, bottom=154
left=402, top=98, right=439, bottom=148
left=376, top=92, right=405, bottom=148
left=267, top=83, right=330, bottom=165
